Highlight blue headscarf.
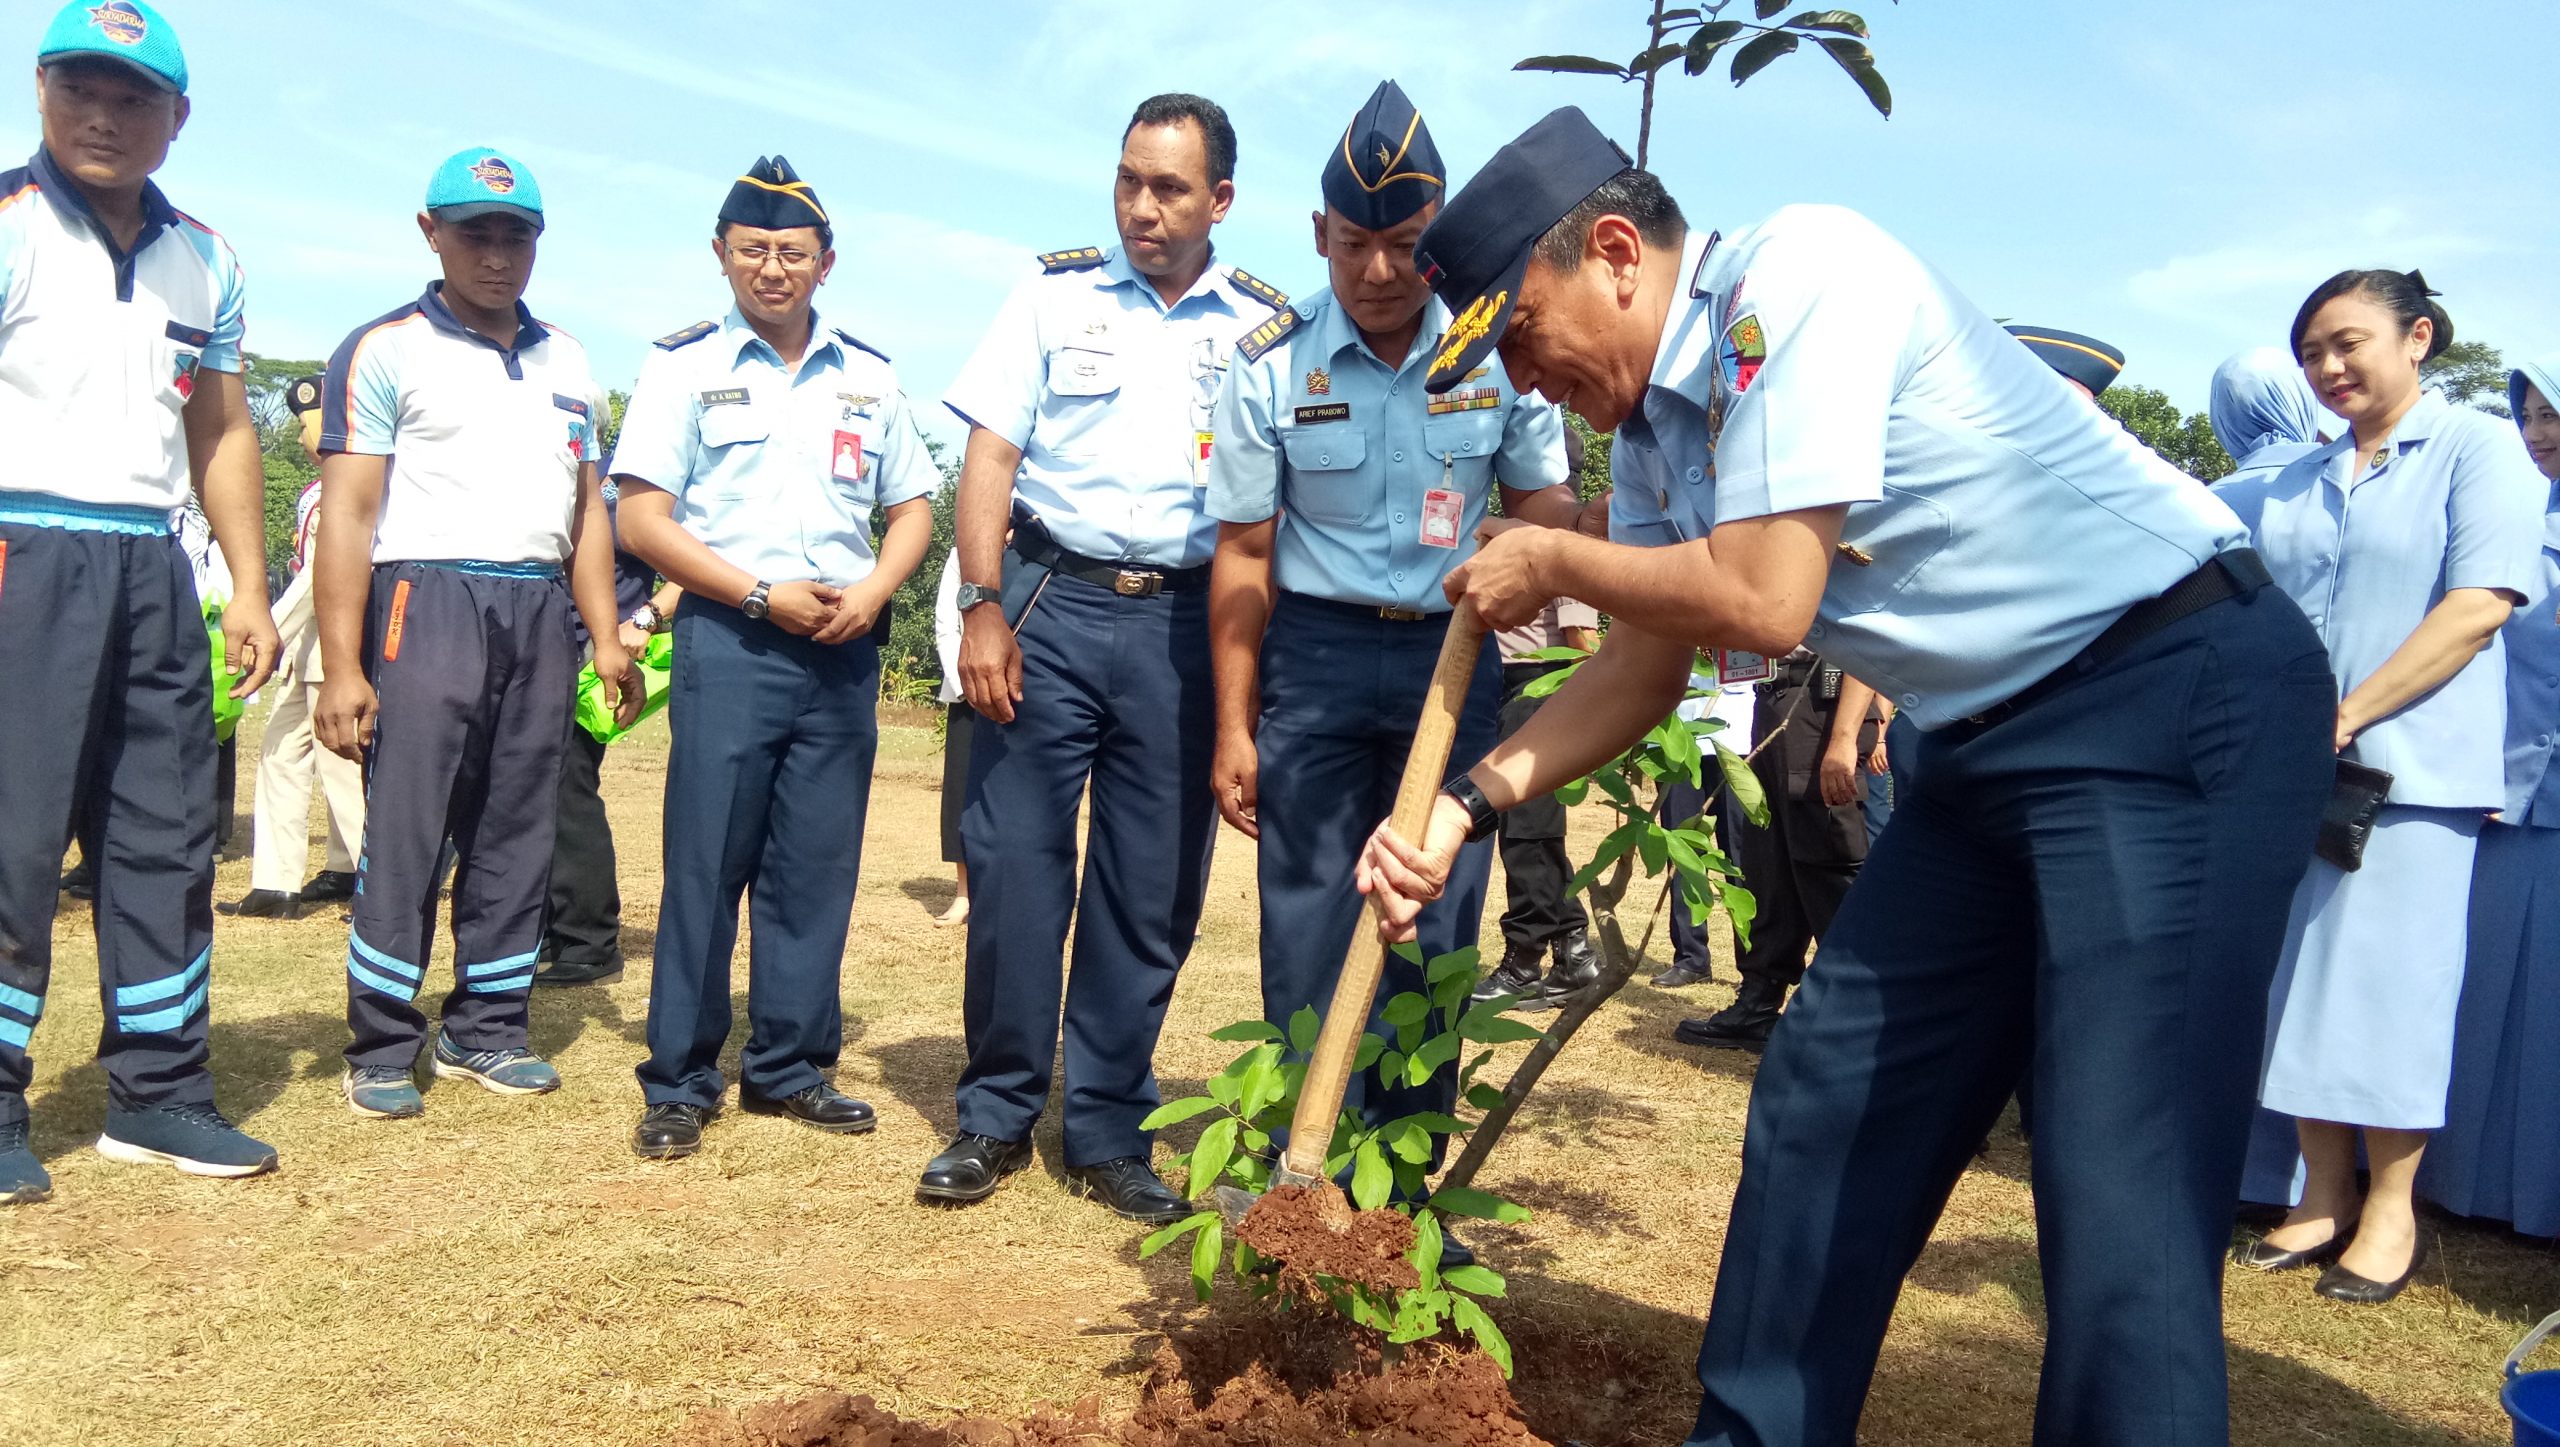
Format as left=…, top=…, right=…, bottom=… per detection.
left=2511, top=354, right=2560, bottom=428
left=2208, top=347, right=2327, bottom=467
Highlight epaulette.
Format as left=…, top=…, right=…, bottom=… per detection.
left=832, top=328, right=890, bottom=365
left=654, top=320, right=717, bottom=350
left=1228, top=267, right=1289, bottom=311
left=1236, top=306, right=1304, bottom=365
left=1038, top=246, right=1106, bottom=273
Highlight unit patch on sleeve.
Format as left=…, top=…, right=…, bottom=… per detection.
left=1718, top=312, right=1767, bottom=395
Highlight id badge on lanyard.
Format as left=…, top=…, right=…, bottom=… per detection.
left=1421, top=454, right=1463, bottom=549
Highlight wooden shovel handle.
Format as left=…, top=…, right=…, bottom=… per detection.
left=1279, top=600, right=1485, bottom=1183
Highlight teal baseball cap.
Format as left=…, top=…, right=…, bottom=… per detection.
left=423, top=147, right=545, bottom=231
left=37, top=1, right=187, bottom=95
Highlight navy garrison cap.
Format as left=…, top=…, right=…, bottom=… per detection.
left=720, top=155, right=829, bottom=234
left=1414, top=106, right=1630, bottom=392
left=1321, top=80, right=1444, bottom=232
left=2006, top=325, right=2125, bottom=397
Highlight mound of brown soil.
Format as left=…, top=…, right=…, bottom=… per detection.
left=667, top=1323, right=1547, bottom=1447
left=1236, top=1183, right=1420, bottom=1300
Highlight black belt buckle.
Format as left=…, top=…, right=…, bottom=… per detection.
left=1112, top=569, right=1163, bottom=598
left=1379, top=606, right=1426, bottom=622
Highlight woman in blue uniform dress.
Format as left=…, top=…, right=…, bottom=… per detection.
left=2220, top=271, right=2546, bottom=1302
left=2421, top=355, right=2560, bottom=1237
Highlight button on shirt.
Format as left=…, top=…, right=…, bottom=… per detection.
left=1205, top=286, right=1567, bottom=612
left=2220, top=391, right=2546, bottom=809
left=1608, top=206, right=2248, bottom=729
left=0, top=149, right=245, bottom=516
left=943, top=249, right=1284, bottom=569
left=321, top=283, right=606, bottom=567
left=609, top=310, right=938, bottom=587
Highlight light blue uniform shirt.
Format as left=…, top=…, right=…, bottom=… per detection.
left=2495, top=490, right=2560, bottom=825
left=609, top=308, right=939, bottom=587
left=1204, top=286, right=1568, bottom=612
left=2220, top=391, right=2547, bottom=809
left=942, top=248, right=1285, bottom=570
left=1608, top=206, right=2248, bottom=729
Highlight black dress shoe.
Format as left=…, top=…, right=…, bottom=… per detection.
left=2314, top=1235, right=2432, bottom=1304
left=1439, top=1223, right=1477, bottom=1272
left=918, top=1132, right=1034, bottom=1204
left=298, top=869, right=358, bottom=904
left=60, top=862, right=95, bottom=900
left=217, top=889, right=307, bottom=919
left=633, top=1102, right=717, bottom=1159
left=532, top=955, right=624, bottom=987
left=742, top=1082, right=876, bottom=1134
left=1674, top=978, right=1787, bottom=1050
left=2231, top=1228, right=2352, bottom=1272
left=1068, top=1155, right=1192, bottom=1226
left=1650, top=961, right=1714, bottom=988
left=1522, top=929, right=1603, bottom=1011
left=1470, top=945, right=1546, bottom=1009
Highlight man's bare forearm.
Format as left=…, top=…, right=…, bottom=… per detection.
left=615, top=483, right=757, bottom=607
left=1523, top=509, right=1844, bottom=657
left=186, top=373, right=270, bottom=607
left=867, top=496, right=934, bottom=601
left=567, top=466, right=622, bottom=644
left=955, top=427, right=1025, bottom=589
left=1210, top=520, right=1277, bottom=738
left=1830, top=674, right=1878, bottom=752
left=1502, top=483, right=1585, bottom=533
left=313, top=458, right=388, bottom=680
left=1465, top=622, right=1694, bottom=811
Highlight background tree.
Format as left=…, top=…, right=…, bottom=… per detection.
left=2423, top=338, right=2511, bottom=417
left=1517, top=1, right=1895, bottom=167
left=882, top=440, right=961, bottom=701
left=241, top=353, right=325, bottom=584
left=2096, top=384, right=2234, bottom=483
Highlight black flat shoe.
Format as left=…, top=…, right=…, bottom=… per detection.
left=298, top=869, right=358, bottom=904
left=1650, top=961, right=1714, bottom=988
left=216, top=889, right=307, bottom=919
left=2231, top=1228, right=2351, bottom=1272
left=742, top=1083, right=875, bottom=1134
left=917, top=1132, right=1033, bottom=1204
left=2315, top=1236, right=2432, bottom=1304
left=1067, top=1155, right=1191, bottom=1226
left=633, top=1102, right=717, bottom=1160
left=531, top=955, right=624, bottom=987
left=1439, top=1223, right=1476, bottom=1272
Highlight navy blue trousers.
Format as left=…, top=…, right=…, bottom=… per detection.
left=1256, top=594, right=1500, bottom=1162
left=639, top=602, right=879, bottom=1108
left=0, top=516, right=216, bottom=1122
left=956, top=572, right=1216, bottom=1167
left=1686, top=585, right=2334, bottom=1447
left=345, top=563, right=573, bottom=1070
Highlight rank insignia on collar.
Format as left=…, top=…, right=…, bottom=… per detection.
left=1305, top=367, right=1330, bottom=396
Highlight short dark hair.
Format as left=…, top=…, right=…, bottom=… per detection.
left=1531, top=168, right=1687, bottom=271
left=1123, top=93, right=1237, bottom=187
left=2291, top=268, right=2454, bottom=363
left=718, top=217, right=835, bottom=253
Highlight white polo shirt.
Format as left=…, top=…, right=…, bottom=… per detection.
left=0, top=149, right=246, bottom=522
left=320, top=283, right=607, bottom=567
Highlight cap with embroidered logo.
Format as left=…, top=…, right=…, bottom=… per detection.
left=424, top=147, right=545, bottom=232
left=1412, top=106, right=1630, bottom=393
left=285, top=375, right=324, bottom=416
left=719, top=154, right=830, bottom=237
left=1321, top=80, right=1442, bottom=233
left=37, top=0, right=186, bottom=95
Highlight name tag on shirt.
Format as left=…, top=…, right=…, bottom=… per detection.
left=1718, top=649, right=1771, bottom=684
left=832, top=429, right=866, bottom=483
left=699, top=388, right=750, bottom=408
left=1421, top=488, right=1463, bottom=549
left=1294, top=404, right=1351, bottom=425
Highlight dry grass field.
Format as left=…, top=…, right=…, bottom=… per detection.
left=0, top=703, right=2550, bottom=1446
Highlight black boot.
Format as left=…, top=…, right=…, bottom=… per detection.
left=1522, top=929, right=1603, bottom=1011
left=1470, top=942, right=1546, bottom=1009
left=1673, top=975, right=1788, bottom=1050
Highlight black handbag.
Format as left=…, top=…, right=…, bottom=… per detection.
left=2315, top=759, right=2394, bottom=872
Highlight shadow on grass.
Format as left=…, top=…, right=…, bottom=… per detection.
left=26, top=1008, right=343, bottom=1163
left=897, top=875, right=960, bottom=915
left=2423, top=1207, right=2560, bottom=1328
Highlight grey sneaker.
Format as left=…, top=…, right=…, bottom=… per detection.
left=430, top=1032, right=559, bottom=1096
left=343, top=1066, right=425, bottom=1119
left=96, top=1102, right=278, bottom=1178
left=1, top=1117, right=51, bottom=1204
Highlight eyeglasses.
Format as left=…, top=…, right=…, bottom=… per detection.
left=727, top=244, right=818, bottom=270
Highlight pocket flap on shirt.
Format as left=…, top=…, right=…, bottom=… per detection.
left=1280, top=427, right=1366, bottom=472
left=1422, top=414, right=1502, bottom=461
left=698, top=405, right=769, bottom=449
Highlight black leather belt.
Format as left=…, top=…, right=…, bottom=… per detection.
left=1019, top=537, right=1208, bottom=596
left=1285, top=591, right=1439, bottom=624
left=1757, top=657, right=1821, bottom=698
left=1963, top=549, right=2272, bottom=728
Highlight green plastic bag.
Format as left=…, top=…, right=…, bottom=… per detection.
left=205, top=600, right=242, bottom=742
left=576, top=630, right=673, bottom=744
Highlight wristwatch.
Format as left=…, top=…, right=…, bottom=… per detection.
left=954, top=581, right=1001, bottom=613
left=740, top=581, right=772, bottom=621
left=1443, top=773, right=1502, bottom=843
left=627, top=604, right=663, bottom=634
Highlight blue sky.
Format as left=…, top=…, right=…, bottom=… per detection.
left=12, top=1, right=2552, bottom=442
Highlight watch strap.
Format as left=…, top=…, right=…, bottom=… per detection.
left=1444, top=774, right=1501, bottom=844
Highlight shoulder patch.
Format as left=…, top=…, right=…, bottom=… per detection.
left=1236, top=306, right=1304, bottom=365
left=1039, top=246, right=1106, bottom=273
left=832, top=327, right=891, bottom=365
left=1227, top=267, right=1289, bottom=311
left=654, top=320, right=717, bottom=351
